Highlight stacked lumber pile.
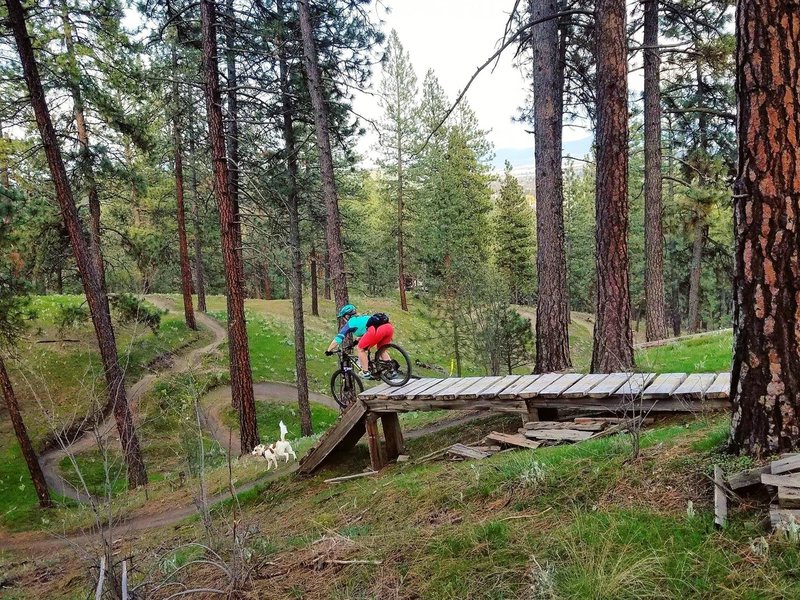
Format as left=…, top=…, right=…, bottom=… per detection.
left=509, top=416, right=650, bottom=448
left=724, top=453, right=800, bottom=530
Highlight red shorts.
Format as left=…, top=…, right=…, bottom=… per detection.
left=357, top=323, right=394, bottom=350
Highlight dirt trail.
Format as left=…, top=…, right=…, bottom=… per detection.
left=37, top=297, right=227, bottom=503
left=3, top=299, right=491, bottom=553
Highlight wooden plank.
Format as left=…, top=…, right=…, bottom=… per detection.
left=641, top=373, right=688, bottom=398
left=476, top=374, right=522, bottom=398
left=540, top=373, right=585, bottom=397
left=324, top=471, right=378, bottom=484
left=524, top=421, right=605, bottom=432
left=616, top=373, right=656, bottom=397
left=414, top=378, right=461, bottom=399
left=704, top=372, right=732, bottom=399
left=446, top=443, right=490, bottom=460
left=727, top=464, right=771, bottom=489
left=523, top=429, right=594, bottom=442
left=770, top=505, right=800, bottom=529
left=380, top=412, right=404, bottom=460
left=672, top=373, right=717, bottom=398
left=459, top=376, right=504, bottom=399
left=499, top=374, right=541, bottom=399
left=298, top=400, right=368, bottom=474
left=762, top=473, right=800, bottom=487
left=771, top=454, right=800, bottom=475
left=714, top=465, right=727, bottom=528
left=779, top=487, right=800, bottom=509
left=588, top=373, right=632, bottom=398
left=562, top=374, right=612, bottom=398
left=358, top=382, right=394, bottom=398
left=485, top=431, right=542, bottom=449
left=365, top=414, right=384, bottom=471
left=384, top=377, right=441, bottom=398
left=518, top=373, right=565, bottom=398
left=433, top=377, right=483, bottom=398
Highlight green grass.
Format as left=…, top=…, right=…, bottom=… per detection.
left=636, top=331, right=732, bottom=373
left=222, top=401, right=339, bottom=441
left=0, top=444, right=61, bottom=530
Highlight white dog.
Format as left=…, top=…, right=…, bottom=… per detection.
left=251, top=443, right=278, bottom=470
left=272, top=421, right=297, bottom=463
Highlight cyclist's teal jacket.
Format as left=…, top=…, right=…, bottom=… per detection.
left=334, top=315, right=371, bottom=344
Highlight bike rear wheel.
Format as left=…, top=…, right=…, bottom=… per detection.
left=330, top=369, right=364, bottom=410
left=375, top=343, right=412, bottom=386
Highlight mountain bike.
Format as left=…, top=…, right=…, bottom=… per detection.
left=328, top=341, right=412, bottom=410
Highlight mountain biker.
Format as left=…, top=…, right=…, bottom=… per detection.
left=325, top=304, right=394, bottom=380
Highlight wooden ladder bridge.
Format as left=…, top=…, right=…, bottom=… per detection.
left=298, top=371, right=731, bottom=475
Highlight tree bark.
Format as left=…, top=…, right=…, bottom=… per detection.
left=310, top=245, right=320, bottom=317
left=200, top=0, right=258, bottom=452
left=297, top=0, right=350, bottom=311
left=397, top=127, right=408, bottom=311
left=224, top=0, right=245, bottom=291
left=7, top=0, right=147, bottom=488
left=172, top=48, right=197, bottom=331
left=278, top=0, right=312, bottom=436
left=590, top=0, right=634, bottom=373
left=60, top=2, right=107, bottom=297
left=642, top=0, right=669, bottom=342
left=0, top=121, right=9, bottom=188
left=532, top=0, right=572, bottom=373
left=730, top=0, right=800, bottom=456
left=323, top=252, right=331, bottom=300
left=188, top=117, right=207, bottom=313
left=0, top=356, right=52, bottom=508
left=687, top=215, right=706, bottom=332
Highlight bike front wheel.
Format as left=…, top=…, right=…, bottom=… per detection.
left=375, top=343, right=412, bottom=387
left=330, top=369, right=364, bottom=410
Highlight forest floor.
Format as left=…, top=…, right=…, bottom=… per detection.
left=0, top=294, right=750, bottom=599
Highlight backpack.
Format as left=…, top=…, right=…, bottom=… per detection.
left=366, top=312, right=390, bottom=329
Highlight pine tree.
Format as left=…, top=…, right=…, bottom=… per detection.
left=493, top=162, right=535, bottom=304
left=591, top=0, right=634, bottom=372
left=377, top=30, right=418, bottom=311
left=6, top=0, right=148, bottom=487
left=730, top=0, right=800, bottom=455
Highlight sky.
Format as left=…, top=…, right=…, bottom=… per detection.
left=352, top=0, right=593, bottom=172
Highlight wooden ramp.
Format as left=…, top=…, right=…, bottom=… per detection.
left=298, top=372, right=730, bottom=474
left=298, top=400, right=368, bottom=475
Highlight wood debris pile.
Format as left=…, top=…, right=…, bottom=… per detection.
left=722, top=453, right=800, bottom=531
left=418, top=416, right=649, bottom=463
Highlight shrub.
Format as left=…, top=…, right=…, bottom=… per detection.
left=110, top=293, right=163, bottom=333
left=54, top=302, right=89, bottom=338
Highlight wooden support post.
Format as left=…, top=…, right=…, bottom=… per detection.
left=380, top=412, right=405, bottom=461
left=365, top=413, right=385, bottom=471
left=525, top=400, right=558, bottom=422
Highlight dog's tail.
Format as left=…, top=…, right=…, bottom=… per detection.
left=279, top=420, right=288, bottom=442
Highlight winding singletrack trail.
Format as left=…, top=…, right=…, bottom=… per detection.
left=37, top=297, right=227, bottom=503
left=2, top=298, right=491, bottom=553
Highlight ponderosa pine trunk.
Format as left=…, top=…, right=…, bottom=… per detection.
left=0, top=121, right=9, bottom=188
left=642, top=0, right=669, bottom=342
left=323, top=254, right=331, bottom=300
left=172, top=48, right=197, bottom=330
left=590, top=0, right=634, bottom=373
left=0, top=356, right=52, bottom=508
left=224, top=0, right=245, bottom=291
left=7, top=0, right=147, bottom=487
left=310, top=245, right=320, bottom=317
left=278, top=0, right=312, bottom=436
left=397, top=129, right=408, bottom=311
left=200, top=0, right=258, bottom=452
left=532, top=0, right=571, bottom=373
left=297, top=0, right=350, bottom=312
left=189, top=119, right=207, bottom=313
left=60, top=2, right=106, bottom=297
left=730, top=0, right=800, bottom=455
